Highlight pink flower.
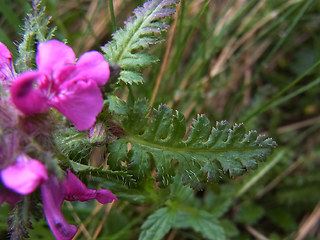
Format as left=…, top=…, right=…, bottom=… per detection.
left=0, top=45, right=48, bottom=202
left=0, top=42, right=15, bottom=88
left=0, top=187, right=22, bottom=205
left=0, top=154, right=47, bottom=206
left=0, top=154, right=48, bottom=195
left=10, top=40, right=110, bottom=130
left=41, top=169, right=117, bottom=240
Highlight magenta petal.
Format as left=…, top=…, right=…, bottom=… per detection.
left=50, top=79, right=103, bottom=131
left=63, top=169, right=97, bottom=201
left=41, top=177, right=77, bottom=240
left=36, top=40, right=75, bottom=74
left=96, top=189, right=118, bottom=204
left=0, top=187, right=22, bottom=205
left=0, top=42, right=15, bottom=84
left=76, top=51, right=110, bottom=86
left=10, top=71, right=50, bottom=115
left=1, top=155, right=48, bottom=195
left=63, top=169, right=117, bottom=203
left=55, top=65, right=77, bottom=86
left=0, top=42, right=12, bottom=59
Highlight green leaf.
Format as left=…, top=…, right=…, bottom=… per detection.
left=235, top=203, right=264, bottom=225
left=0, top=0, right=22, bottom=32
left=8, top=200, right=36, bottom=240
left=119, top=70, right=144, bottom=85
left=107, top=95, right=129, bottom=115
left=102, top=0, right=179, bottom=84
left=204, top=186, right=234, bottom=218
left=54, top=125, right=135, bottom=186
left=266, top=207, right=297, bottom=231
left=168, top=175, right=195, bottom=204
left=139, top=207, right=176, bottom=240
left=173, top=209, right=225, bottom=240
left=108, top=101, right=277, bottom=188
left=68, top=160, right=135, bottom=186
left=54, top=127, right=94, bottom=164
left=15, top=1, right=56, bottom=72
left=140, top=177, right=225, bottom=240
left=120, top=53, right=159, bottom=70
left=220, top=219, right=239, bottom=238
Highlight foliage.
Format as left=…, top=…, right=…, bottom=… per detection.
left=0, top=0, right=320, bottom=239
left=54, top=127, right=94, bottom=164
left=139, top=177, right=227, bottom=240
left=107, top=97, right=276, bottom=188
left=7, top=198, right=43, bottom=240
left=15, top=0, right=56, bottom=72
left=102, top=0, right=179, bottom=84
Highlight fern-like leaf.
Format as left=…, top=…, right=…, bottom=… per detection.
left=15, top=0, right=56, bottom=72
left=102, top=0, right=179, bottom=84
left=69, top=160, right=135, bottom=186
left=107, top=98, right=277, bottom=188
left=8, top=202, right=33, bottom=240
left=54, top=127, right=95, bottom=164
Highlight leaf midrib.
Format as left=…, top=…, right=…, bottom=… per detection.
left=115, top=0, right=163, bottom=62
left=126, top=135, right=271, bottom=154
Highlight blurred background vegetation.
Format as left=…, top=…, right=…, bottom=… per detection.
left=1, top=0, right=320, bottom=239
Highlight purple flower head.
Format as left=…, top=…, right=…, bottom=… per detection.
left=0, top=186, right=22, bottom=205
left=0, top=154, right=47, bottom=206
left=1, top=154, right=48, bottom=195
left=10, top=40, right=110, bottom=130
left=41, top=169, right=117, bottom=240
left=0, top=101, right=19, bottom=169
left=88, top=122, right=105, bottom=139
left=88, top=122, right=108, bottom=145
left=63, top=169, right=116, bottom=204
left=0, top=42, right=15, bottom=88
left=41, top=176, right=77, bottom=240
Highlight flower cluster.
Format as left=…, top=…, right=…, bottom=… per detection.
left=41, top=170, right=117, bottom=240
left=11, top=40, right=110, bottom=130
left=0, top=42, right=15, bottom=87
left=0, top=40, right=117, bottom=240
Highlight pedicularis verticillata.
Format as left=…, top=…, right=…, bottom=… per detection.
left=0, top=1, right=277, bottom=240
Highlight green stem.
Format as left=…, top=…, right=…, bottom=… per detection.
left=257, top=0, right=314, bottom=71
left=75, top=0, right=100, bottom=53
left=127, top=85, right=135, bottom=105
left=240, top=58, right=320, bottom=122
left=235, top=149, right=286, bottom=198
left=108, top=204, right=160, bottom=240
left=239, top=0, right=316, bottom=122
left=109, top=0, right=116, bottom=33
left=125, top=135, right=272, bottom=154
left=270, top=77, right=320, bottom=108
